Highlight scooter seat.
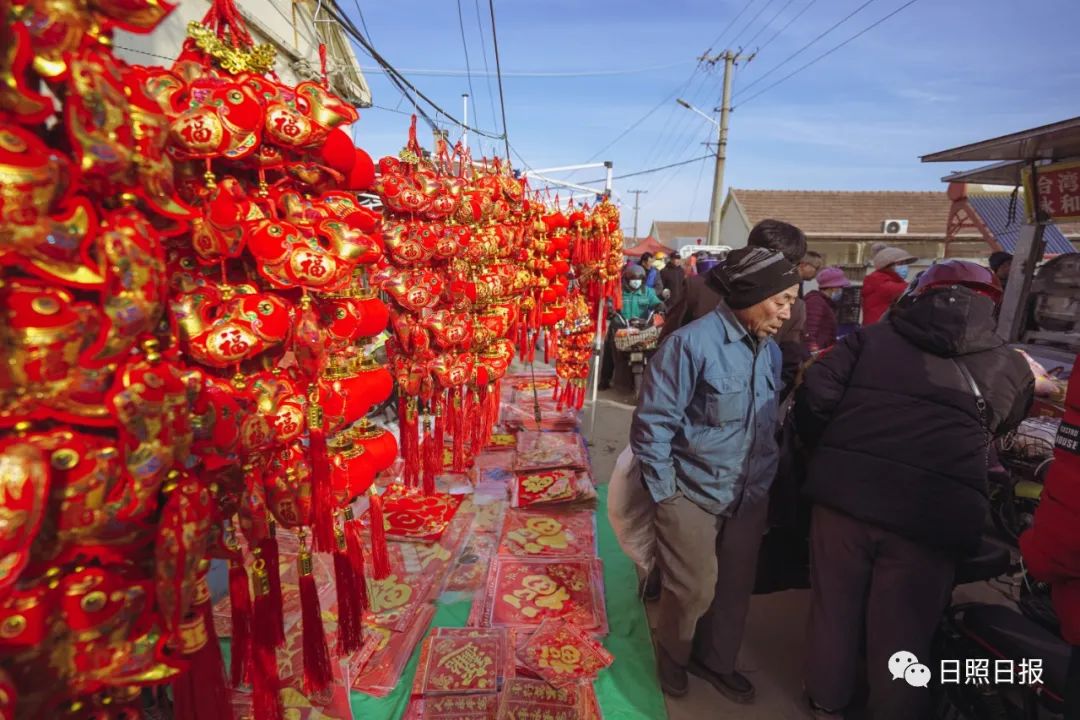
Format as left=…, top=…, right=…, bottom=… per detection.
left=954, top=536, right=1013, bottom=584
left=958, top=603, right=1069, bottom=701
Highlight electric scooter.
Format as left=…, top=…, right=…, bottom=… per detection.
left=933, top=536, right=1070, bottom=719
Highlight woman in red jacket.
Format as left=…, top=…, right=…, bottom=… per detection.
left=1020, top=357, right=1080, bottom=718
left=861, top=246, right=916, bottom=324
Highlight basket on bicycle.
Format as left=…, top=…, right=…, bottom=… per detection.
left=614, top=325, right=661, bottom=352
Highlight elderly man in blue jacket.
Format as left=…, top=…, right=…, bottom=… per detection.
left=631, top=246, right=800, bottom=703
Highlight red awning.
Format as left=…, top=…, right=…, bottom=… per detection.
left=623, top=237, right=675, bottom=257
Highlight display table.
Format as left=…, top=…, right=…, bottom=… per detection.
left=349, top=485, right=667, bottom=719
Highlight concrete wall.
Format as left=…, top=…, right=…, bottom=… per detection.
left=719, top=204, right=751, bottom=249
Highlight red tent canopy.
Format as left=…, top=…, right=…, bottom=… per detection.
left=623, top=237, right=675, bottom=257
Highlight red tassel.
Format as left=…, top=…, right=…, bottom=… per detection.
left=251, top=558, right=284, bottom=720
left=401, top=399, right=421, bottom=488
left=172, top=578, right=231, bottom=720
left=343, top=506, right=370, bottom=610
left=228, top=558, right=252, bottom=687
left=433, top=395, right=446, bottom=465
left=308, top=394, right=336, bottom=553
left=421, top=417, right=437, bottom=496
left=367, top=487, right=392, bottom=580
left=397, top=395, right=413, bottom=483
left=258, top=529, right=285, bottom=648
left=299, top=541, right=334, bottom=694
left=452, top=389, right=467, bottom=473
left=333, top=526, right=364, bottom=656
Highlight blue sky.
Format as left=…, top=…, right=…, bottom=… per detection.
left=341, top=0, right=1080, bottom=237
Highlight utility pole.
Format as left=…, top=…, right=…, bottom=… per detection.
left=628, top=189, right=648, bottom=242
left=702, top=49, right=752, bottom=246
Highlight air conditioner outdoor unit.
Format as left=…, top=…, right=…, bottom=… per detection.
left=883, top=219, right=909, bottom=234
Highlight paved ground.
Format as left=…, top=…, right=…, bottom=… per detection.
left=583, top=383, right=1014, bottom=720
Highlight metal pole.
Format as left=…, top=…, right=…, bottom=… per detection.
left=461, top=93, right=469, bottom=152
left=997, top=222, right=1046, bottom=342
left=628, top=190, right=647, bottom=241
left=708, top=51, right=736, bottom=247
left=604, top=160, right=613, bottom=199
left=588, top=298, right=605, bottom=439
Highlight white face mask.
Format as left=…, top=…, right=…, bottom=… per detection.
left=827, top=289, right=844, bottom=302
left=628, top=279, right=643, bottom=290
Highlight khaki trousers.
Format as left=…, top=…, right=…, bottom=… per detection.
left=653, top=492, right=769, bottom=671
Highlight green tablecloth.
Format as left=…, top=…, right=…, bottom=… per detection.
left=350, top=485, right=667, bottom=719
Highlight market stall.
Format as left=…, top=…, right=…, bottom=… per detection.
left=920, top=119, right=1080, bottom=367
left=0, top=1, right=662, bottom=717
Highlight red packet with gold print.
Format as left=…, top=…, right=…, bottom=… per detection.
left=406, top=693, right=500, bottom=720
left=376, top=484, right=464, bottom=542
left=512, top=469, right=575, bottom=508
left=517, top=618, right=613, bottom=688
left=415, top=627, right=503, bottom=695
left=513, top=431, right=588, bottom=473
left=511, top=469, right=596, bottom=509
left=495, top=677, right=598, bottom=720
left=482, top=557, right=607, bottom=634
left=498, top=510, right=596, bottom=558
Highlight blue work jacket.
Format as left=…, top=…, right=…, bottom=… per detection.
left=630, top=303, right=782, bottom=515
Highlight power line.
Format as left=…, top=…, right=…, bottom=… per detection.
left=734, top=0, right=877, bottom=99
left=567, top=153, right=714, bottom=186
left=487, top=0, right=512, bottom=160
left=752, top=0, right=818, bottom=58
left=325, top=0, right=504, bottom=139
left=730, top=0, right=778, bottom=50
left=734, top=0, right=921, bottom=108
left=352, top=0, right=374, bottom=44
left=455, top=0, right=478, bottom=123
left=507, top=141, right=534, bottom=173
left=371, top=102, right=414, bottom=116
left=704, top=0, right=759, bottom=55
left=688, top=152, right=709, bottom=220
left=352, top=61, right=691, bottom=79
left=620, top=153, right=712, bottom=180
left=742, top=0, right=796, bottom=49
left=473, top=0, right=500, bottom=129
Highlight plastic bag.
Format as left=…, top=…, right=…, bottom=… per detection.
left=605, top=445, right=655, bottom=575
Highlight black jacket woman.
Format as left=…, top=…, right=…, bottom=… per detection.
left=795, top=260, right=1034, bottom=720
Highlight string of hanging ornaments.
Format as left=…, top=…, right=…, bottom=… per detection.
left=0, top=0, right=623, bottom=715
left=0, top=0, right=398, bottom=717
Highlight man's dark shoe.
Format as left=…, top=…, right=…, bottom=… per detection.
left=598, top=380, right=612, bottom=391
left=655, top=644, right=688, bottom=697
left=687, top=659, right=756, bottom=704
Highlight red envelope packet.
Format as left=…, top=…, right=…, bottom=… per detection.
left=414, top=627, right=506, bottom=695
left=517, top=618, right=613, bottom=688
left=480, top=557, right=607, bottom=634
left=498, top=510, right=596, bottom=558
left=513, top=431, right=588, bottom=472
left=511, top=470, right=596, bottom=509
left=495, top=677, right=599, bottom=720
left=405, top=693, right=500, bottom=719
left=486, top=431, right=517, bottom=450
left=376, top=484, right=465, bottom=542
